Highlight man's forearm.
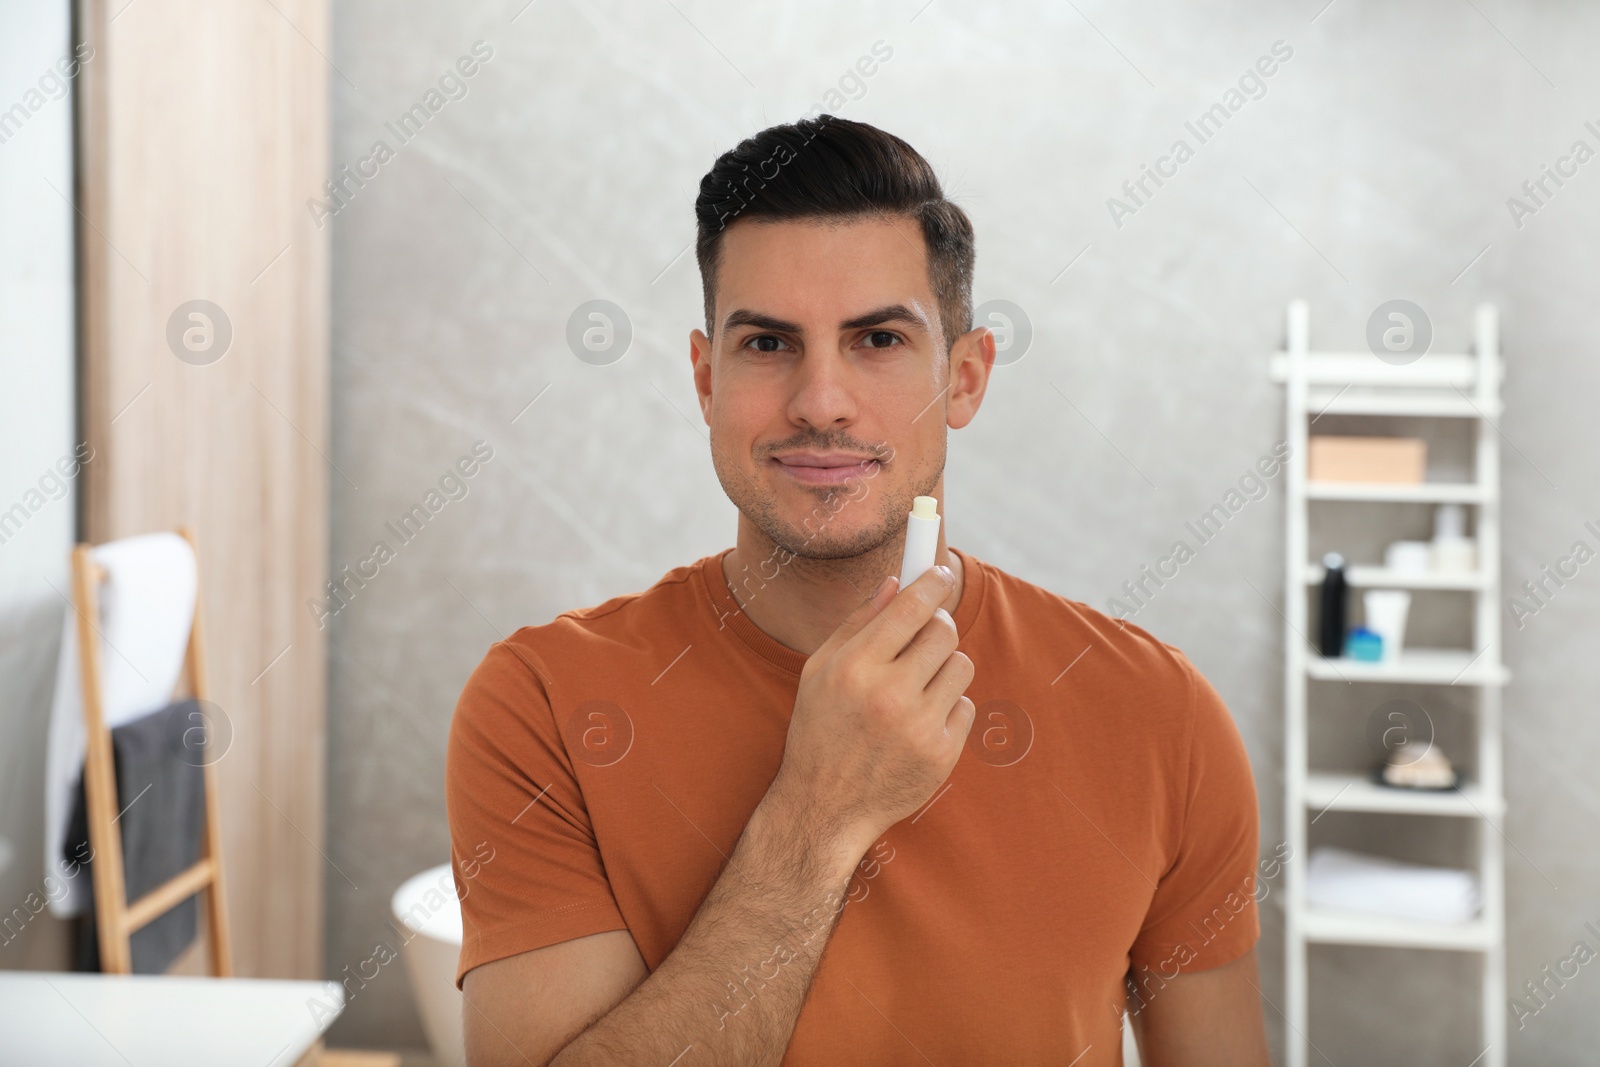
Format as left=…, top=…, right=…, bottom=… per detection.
left=549, top=788, right=867, bottom=1067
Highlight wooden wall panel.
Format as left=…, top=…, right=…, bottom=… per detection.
left=77, top=0, right=329, bottom=979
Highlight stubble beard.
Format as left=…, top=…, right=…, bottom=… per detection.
left=712, top=433, right=945, bottom=586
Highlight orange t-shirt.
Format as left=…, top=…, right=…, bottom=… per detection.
left=446, top=547, right=1260, bottom=1065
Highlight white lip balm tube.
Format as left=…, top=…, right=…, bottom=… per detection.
left=897, top=495, right=941, bottom=592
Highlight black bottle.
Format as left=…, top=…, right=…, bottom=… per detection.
left=1318, top=552, right=1347, bottom=657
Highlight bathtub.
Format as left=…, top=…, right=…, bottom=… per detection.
left=392, top=863, right=466, bottom=1067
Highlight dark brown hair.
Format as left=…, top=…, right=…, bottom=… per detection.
left=694, top=115, right=975, bottom=355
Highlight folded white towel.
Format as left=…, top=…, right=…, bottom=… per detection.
left=43, top=532, right=197, bottom=918
left=1306, top=846, right=1480, bottom=924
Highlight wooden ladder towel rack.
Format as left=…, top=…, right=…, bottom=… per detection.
left=70, top=526, right=233, bottom=976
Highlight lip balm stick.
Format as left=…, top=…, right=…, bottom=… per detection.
left=897, top=496, right=941, bottom=592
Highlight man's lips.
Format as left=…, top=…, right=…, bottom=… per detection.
left=769, top=453, right=881, bottom=486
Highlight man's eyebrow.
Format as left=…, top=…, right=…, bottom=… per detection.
left=721, top=304, right=931, bottom=335
left=839, top=304, right=930, bottom=333
left=722, top=309, right=802, bottom=334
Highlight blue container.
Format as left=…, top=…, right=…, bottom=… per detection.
left=1345, top=626, right=1383, bottom=662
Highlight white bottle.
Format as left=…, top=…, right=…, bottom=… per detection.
left=1430, top=502, right=1476, bottom=573
left=897, top=496, right=941, bottom=591
left=1364, top=589, right=1412, bottom=664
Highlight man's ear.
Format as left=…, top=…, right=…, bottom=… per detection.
left=690, top=328, right=714, bottom=422
left=946, top=325, right=994, bottom=431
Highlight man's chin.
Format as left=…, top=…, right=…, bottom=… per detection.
left=766, top=518, right=894, bottom=562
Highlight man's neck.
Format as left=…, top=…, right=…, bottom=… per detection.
left=719, top=520, right=965, bottom=658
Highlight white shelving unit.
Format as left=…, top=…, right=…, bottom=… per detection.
left=1271, top=301, right=1507, bottom=1067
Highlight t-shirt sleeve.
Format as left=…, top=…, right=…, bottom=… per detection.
left=445, top=637, right=629, bottom=989
left=1128, top=654, right=1261, bottom=975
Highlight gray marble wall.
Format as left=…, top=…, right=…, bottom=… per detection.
left=328, top=1, right=1600, bottom=1061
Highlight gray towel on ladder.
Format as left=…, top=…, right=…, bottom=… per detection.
left=63, top=698, right=207, bottom=974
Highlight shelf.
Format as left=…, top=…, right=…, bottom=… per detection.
left=1303, top=772, right=1504, bottom=817
left=1277, top=304, right=1507, bottom=1067
left=1302, top=907, right=1493, bottom=951
left=1305, top=647, right=1509, bottom=685
left=1306, top=386, right=1499, bottom=419
left=1268, top=351, right=1493, bottom=389
left=1303, top=563, right=1489, bottom=590
left=1307, top=481, right=1486, bottom=503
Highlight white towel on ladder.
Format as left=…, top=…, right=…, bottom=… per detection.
left=43, top=532, right=197, bottom=918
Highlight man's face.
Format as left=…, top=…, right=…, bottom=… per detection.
left=690, top=215, right=991, bottom=561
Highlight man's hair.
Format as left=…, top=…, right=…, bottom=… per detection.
left=694, top=115, right=975, bottom=355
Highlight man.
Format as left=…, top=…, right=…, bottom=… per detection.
left=447, top=115, right=1269, bottom=1066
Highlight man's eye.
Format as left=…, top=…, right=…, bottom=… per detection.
left=864, top=330, right=901, bottom=349
left=746, top=335, right=785, bottom=353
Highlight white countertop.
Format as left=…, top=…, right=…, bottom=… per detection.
left=0, top=970, right=344, bottom=1067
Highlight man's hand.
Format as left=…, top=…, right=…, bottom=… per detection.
left=770, top=564, right=977, bottom=855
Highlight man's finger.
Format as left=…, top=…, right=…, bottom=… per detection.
left=851, top=565, right=953, bottom=663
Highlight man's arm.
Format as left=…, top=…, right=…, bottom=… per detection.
left=462, top=565, right=975, bottom=1067
left=463, top=786, right=862, bottom=1066
left=463, top=931, right=646, bottom=1066
left=1129, top=949, right=1270, bottom=1067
